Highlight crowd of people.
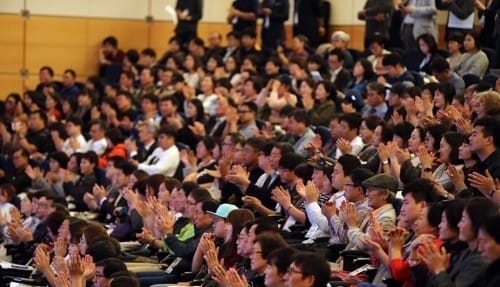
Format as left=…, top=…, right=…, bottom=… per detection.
left=0, top=0, right=500, bottom=287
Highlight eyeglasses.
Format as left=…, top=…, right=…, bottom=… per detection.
left=287, top=266, right=302, bottom=274
left=187, top=201, right=197, bottom=205
left=238, top=110, right=251, bottom=114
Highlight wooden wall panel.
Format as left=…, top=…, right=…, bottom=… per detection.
left=0, top=14, right=23, bottom=45
left=0, top=12, right=449, bottom=99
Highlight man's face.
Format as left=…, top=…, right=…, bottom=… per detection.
left=39, top=69, right=52, bottom=84
left=331, top=163, right=345, bottom=190
left=62, top=72, right=75, bottom=87
left=328, top=54, right=342, bottom=71
left=140, top=69, right=153, bottom=86
left=120, top=74, right=133, bottom=89
left=340, top=120, right=353, bottom=140
left=244, top=144, right=260, bottom=166
left=283, top=262, right=312, bottom=287
left=35, top=196, right=53, bottom=220
left=366, top=89, right=383, bottom=107
left=89, top=124, right=104, bottom=141
left=238, top=106, right=254, bottom=124
left=268, top=148, right=281, bottom=170
left=80, top=159, right=94, bottom=175
left=185, top=195, right=197, bottom=218
left=160, top=100, right=176, bottom=117
left=157, top=134, right=171, bottom=149
left=384, top=65, right=398, bottom=78
left=92, top=266, right=110, bottom=287
left=13, top=150, right=28, bottom=169
left=66, top=122, right=78, bottom=137
left=138, top=125, right=153, bottom=144
left=399, top=193, right=424, bottom=228
left=28, top=113, right=43, bottom=130
left=193, top=202, right=212, bottom=229
left=469, top=126, right=491, bottom=154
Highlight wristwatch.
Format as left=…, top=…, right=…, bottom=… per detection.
left=423, top=167, right=432, bottom=173
left=382, top=160, right=389, bottom=165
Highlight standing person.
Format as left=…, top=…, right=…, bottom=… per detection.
left=259, top=0, right=289, bottom=51
left=293, top=0, right=324, bottom=48
left=358, top=0, right=393, bottom=48
left=397, top=0, right=438, bottom=50
left=175, top=0, right=203, bottom=48
left=228, top=0, right=259, bottom=34
left=436, top=0, right=475, bottom=37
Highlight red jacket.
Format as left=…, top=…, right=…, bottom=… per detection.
left=98, top=143, right=127, bottom=168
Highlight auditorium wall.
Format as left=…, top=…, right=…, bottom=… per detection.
left=0, top=0, right=447, bottom=97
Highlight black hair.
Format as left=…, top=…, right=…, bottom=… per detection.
left=189, top=187, right=211, bottom=202
left=102, top=36, right=118, bottom=47
left=349, top=168, right=375, bottom=193
left=340, top=112, right=363, bottom=132
left=291, top=252, right=331, bottom=287
left=141, top=48, right=156, bottom=58
left=402, top=178, right=439, bottom=203
left=64, top=69, right=77, bottom=78
left=393, top=121, right=415, bottom=148
left=480, top=212, right=500, bottom=243
left=39, top=66, right=54, bottom=77
left=443, top=199, right=467, bottom=234
left=464, top=197, right=499, bottom=235
left=278, top=152, right=305, bottom=171
left=442, top=132, right=466, bottom=165
left=199, top=136, right=216, bottom=151
left=437, top=82, right=456, bottom=106
left=337, top=154, right=361, bottom=176
left=430, top=58, right=451, bottom=73
left=416, top=33, right=438, bottom=54
left=293, top=163, right=314, bottom=183
left=473, top=117, right=500, bottom=148
left=328, top=48, right=345, bottom=62
left=105, top=128, right=125, bottom=146
left=48, top=151, right=69, bottom=168
left=382, top=53, right=404, bottom=67
left=267, top=247, right=296, bottom=275
left=427, top=202, right=445, bottom=228
left=245, top=137, right=266, bottom=153
left=96, top=258, right=128, bottom=278
left=427, top=124, right=449, bottom=151
left=241, top=101, right=258, bottom=114
left=66, top=115, right=83, bottom=128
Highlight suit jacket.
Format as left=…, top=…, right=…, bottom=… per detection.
left=331, top=68, right=352, bottom=92
left=293, top=0, right=322, bottom=46
left=488, top=0, right=500, bottom=37
left=403, top=0, right=437, bottom=39
left=175, top=0, right=203, bottom=33
left=134, top=141, right=158, bottom=163
left=232, top=0, right=259, bottom=33
left=260, top=0, right=290, bottom=48
left=245, top=173, right=281, bottom=210
left=361, top=0, right=393, bottom=40
left=429, top=248, right=486, bottom=287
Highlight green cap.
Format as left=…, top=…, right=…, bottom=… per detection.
left=362, top=174, right=399, bottom=192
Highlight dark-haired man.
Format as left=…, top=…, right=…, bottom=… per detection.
left=328, top=48, right=351, bottom=92
left=137, top=126, right=180, bottom=177
left=59, top=69, right=80, bottom=100
left=289, top=109, right=316, bottom=157
left=22, top=110, right=55, bottom=155
left=174, top=0, right=203, bottom=47
left=62, top=116, right=88, bottom=156
left=64, top=151, right=98, bottom=211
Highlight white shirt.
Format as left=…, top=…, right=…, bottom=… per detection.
left=87, top=138, right=108, bottom=156
left=197, top=93, right=219, bottom=116
left=62, top=134, right=88, bottom=156
left=138, top=145, right=180, bottom=177
left=335, top=136, right=365, bottom=159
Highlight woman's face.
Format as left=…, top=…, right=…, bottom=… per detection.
left=20, top=197, right=32, bottom=216
left=250, top=242, right=267, bottom=274
left=439, top=137, right=452, bottom=163
left=206, top=58, right=218, bottom=72
left=196, top=141, right=208, bottom=159
left=408, top=129, right=423, bottom=153
left=46, top=96, right=56, bottom=109
left=463, top=34, right=476, bottom=52
left=439, top=211, right=458, bottom=241
left=79, top=234, right=87, bottom=255
left=299, top=81, right=313, bottom=96
left=474, top=98, right=487, bottom=118
left=314, top=84, right=328, bottom=102
left=434, top=90, right=447, bottom=109
left=353, top=61, right=365, bottom=78
left=414, top=207, right=436, bottom=236
left=187, top=102, right=197, bottom=119
left=458, top=210, right=475, bottom=243
left=225, top=57, right=236, bottom=72
left=185, top=55, right=195, bottom=70
left=448, top=40, right=461, bottom=54
left=392, top=135, right=404, bottom=148
left=67, top=156, right=79, bottom=173
left=419, top=39, right=430, bottom=54
left=458, top=142, right=473, bottom=160
left=213, top=217, right=228, bottom=239
left=200, top=77, right=213, bottom=93
left=265, top=263, right=285, bottom=287
left=157, top=183, right=170, bottom=204
left=359, top=121, right=373, bottom=143
left=236, top=228, right=248, bottom=256
left=371, top=125, right=383, bottom=146
left=49, top=158, right=60, bottom=172
left=425, top=132, right=436, bottom=152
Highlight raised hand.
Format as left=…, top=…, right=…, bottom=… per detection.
left=304, top=180, right=320, bottom=204
left=34, top=245, right=51, bottom=272
left=343, top=202, right=361, bottom=228
left=54, top=236, right=68, bottom=258
left=418, top=243, right=450, bottom=275
left=388, top=226, right=409, bottom=251
left=271, top=186, right=292, bottom=210
left=82, top=254, right=95, bottom=280
left=225, top=267, right=248, bottom=287
left=469, top=170, right=496, bottom=193
left=321, top=201, right=337, bottom=219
